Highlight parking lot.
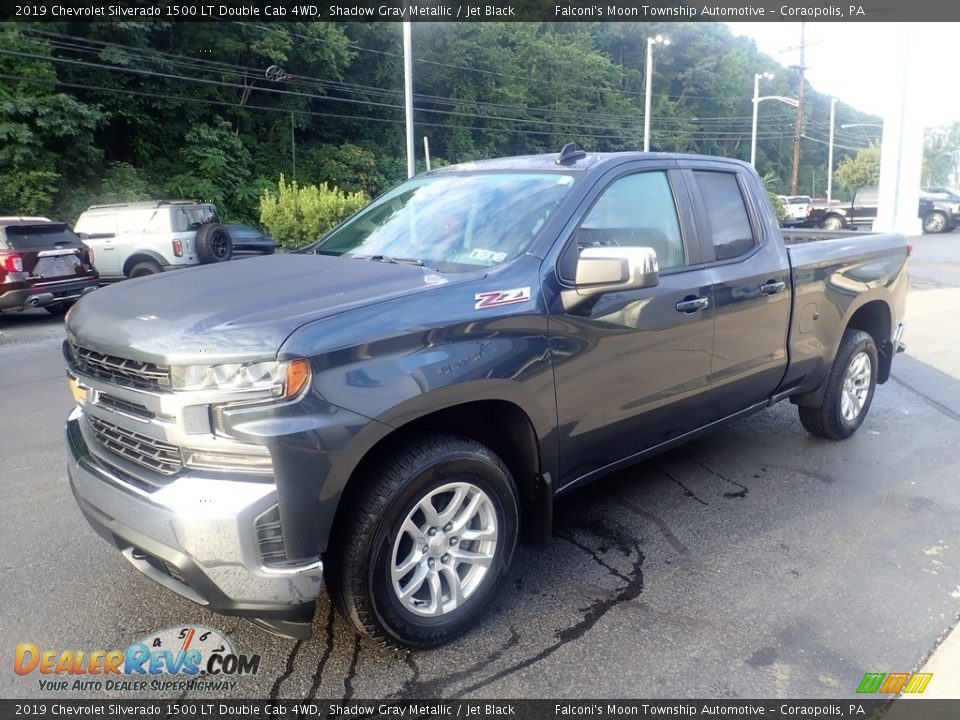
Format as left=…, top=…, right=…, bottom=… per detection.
left=2, top=233, right=958, bottom=700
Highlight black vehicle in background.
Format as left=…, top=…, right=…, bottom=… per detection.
left=224, top=224, right=277, bottom=255
left=812, top=187, right=960, bottom=233
left=0, top=219, right=98, bottom=315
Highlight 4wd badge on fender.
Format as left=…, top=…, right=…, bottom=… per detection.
left=474, top=287, right=531, bottom=310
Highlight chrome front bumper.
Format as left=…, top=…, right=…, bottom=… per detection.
left=66, top=406, right=322, bottom=638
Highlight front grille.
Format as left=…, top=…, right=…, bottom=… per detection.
left=98, top=393, right=154, bottom=420
left=88, top=415, right=182, bottom=476
left=70, top=342, right=170, bottom=391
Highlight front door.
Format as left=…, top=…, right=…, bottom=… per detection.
left=549, top=166, right=716, bottom=486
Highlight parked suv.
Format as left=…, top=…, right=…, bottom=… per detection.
left=0, top=218, right=98, bottom=315
left=74, top=201, right=234, bottom=280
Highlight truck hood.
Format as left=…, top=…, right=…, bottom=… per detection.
left=66, top=254, right=478, bottom=364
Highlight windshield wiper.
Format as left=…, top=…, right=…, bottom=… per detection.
left=352, top=254, right=424, bottom=266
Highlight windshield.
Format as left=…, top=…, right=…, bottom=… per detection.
left=313, top=172, right=576, bottom=271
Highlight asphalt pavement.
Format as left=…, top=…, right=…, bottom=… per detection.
left=1, top=233, right=958, bottom=700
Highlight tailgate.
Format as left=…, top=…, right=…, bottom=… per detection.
left=2, top=224, right=94, bottom=287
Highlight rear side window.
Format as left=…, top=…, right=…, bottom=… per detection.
left=693, top=171, right=755, bottom=261
left=118, top=209, right=167, bottom=235
left=76, top=213, right=116, bottom=237
left=577, top=171, right=686, bottom=269
left=855, top=188, right=878, bottom=205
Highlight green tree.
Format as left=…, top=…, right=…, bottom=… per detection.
left=922, top=124, right=960, bottom=186
left=834, top=143, right=881, bottom=193
left=163, top=120, right=254, bottom=219
left=0, top=26, right=102, bottom=215
left=259, top=175, right=368, bottom=249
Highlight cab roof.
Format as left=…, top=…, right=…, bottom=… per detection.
left=429, top=149, right=753, bottom=176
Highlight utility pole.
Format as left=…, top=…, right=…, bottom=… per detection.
left=790, top=22, right=807, bottom=195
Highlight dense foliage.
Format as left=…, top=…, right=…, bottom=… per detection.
left=0, top=20, right=946, bottom=226
left=259, top=175, right=368, bottom=249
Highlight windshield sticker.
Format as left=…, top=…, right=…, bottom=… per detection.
left=469, top=248, right=508, bottom=263
left=475, top=287, right=531, bottom=310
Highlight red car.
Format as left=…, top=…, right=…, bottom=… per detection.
left=0, top=218, right=99, bottom=315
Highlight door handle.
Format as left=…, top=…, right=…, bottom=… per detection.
left=676, top=296, right=710, bottom=313
left=760, top=280, right=786, bottom=295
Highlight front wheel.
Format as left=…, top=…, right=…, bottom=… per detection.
left=922, top=211, right=948, bottom=234
left=328, top=436, right=518, bottom=648
left=798, top=329, right=878, bottom=440
left=820, top=215, right=844, bottom=231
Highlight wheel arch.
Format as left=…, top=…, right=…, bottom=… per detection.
left=845, top=299, right=894, bottom=383
left=328, top=399, right=552, bottom=557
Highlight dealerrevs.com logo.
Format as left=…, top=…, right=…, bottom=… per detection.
left=14, top=625, right=260, bottom=693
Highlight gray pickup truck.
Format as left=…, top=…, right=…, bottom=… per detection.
left=63, top=148, right=908, bottom=648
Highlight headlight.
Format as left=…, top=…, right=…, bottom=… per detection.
left=170, top=358, right=311, bottom=399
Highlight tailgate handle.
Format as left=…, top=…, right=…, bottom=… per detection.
left=760, top=280, right=786, bottom=295
left=676, top=296, right=710, bottom=313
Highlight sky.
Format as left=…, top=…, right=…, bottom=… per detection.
left=725, top=23, right=955, bottom=129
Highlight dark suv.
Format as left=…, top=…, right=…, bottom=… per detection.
left=0, top=219, right=98, bottom=315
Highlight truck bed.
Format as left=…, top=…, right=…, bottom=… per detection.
left=781, top=228, right=865, bottom=245
left=778, top=229, right=910, bottom=396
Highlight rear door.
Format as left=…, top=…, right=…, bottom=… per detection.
left=77, top=212, right=121, bottom=275
left=549, top=162, right=717, bottom=484
left=682, top=164, right=792, bottom=421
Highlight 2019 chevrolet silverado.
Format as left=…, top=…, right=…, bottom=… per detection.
left=63, top=148, right=909, bottom=648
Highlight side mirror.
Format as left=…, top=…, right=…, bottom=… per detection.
left=562, top=246, right=659, bottom=312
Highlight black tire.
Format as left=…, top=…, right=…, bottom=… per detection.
left=45, top=301, right=75, bottom=316
left=128, top=260, right=163, bottom=278
left=798, top=329, right=878, bottom=440
left=328, top=436, right=519, bottom=648
left=922, top=211, right=948, bottom=234
left=195, top=223, right=233, bottom=264
left=820, top=215, right=844, bottom=231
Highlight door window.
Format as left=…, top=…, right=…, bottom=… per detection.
left=576, top=171, right=686, bottom=270
left=693, top=171, right=756, bottom=261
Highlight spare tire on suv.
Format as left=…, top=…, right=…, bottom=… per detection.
left=195, top=223, right=233, bottom=264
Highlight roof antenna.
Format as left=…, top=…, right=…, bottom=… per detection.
left=556, top=142, right=587, bottom=165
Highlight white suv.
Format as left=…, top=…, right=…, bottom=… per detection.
left=74, top=200, right=234, bottom=280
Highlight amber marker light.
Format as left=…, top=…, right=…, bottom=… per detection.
left=285, top=358, right=312, bottom=399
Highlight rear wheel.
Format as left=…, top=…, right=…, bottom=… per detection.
left=328, top=436, right=519, bottom=648
left=128, top=260, right=163, bottom=278
left=798, top=329, right=878, bottom=440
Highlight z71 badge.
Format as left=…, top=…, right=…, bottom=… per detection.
left=474, top=287, right=531, bottom=310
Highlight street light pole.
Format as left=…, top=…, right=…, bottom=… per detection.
left=402, top=20, right=415, bottom=178
left=750, top=72, right=774, bottom=167
left=644, top=35, right=669, bottom=153
left=827, top=97, right=837, bottom=201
